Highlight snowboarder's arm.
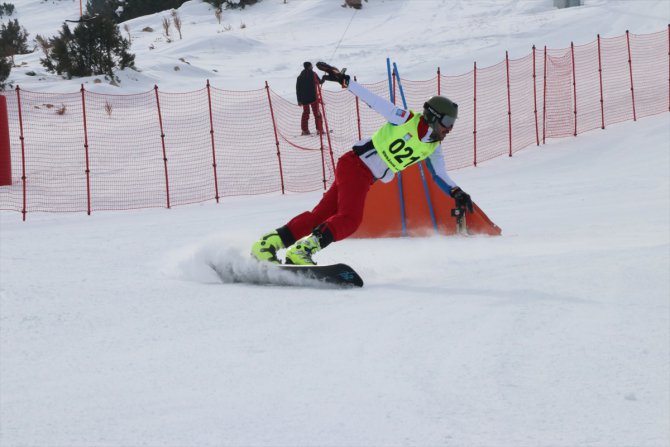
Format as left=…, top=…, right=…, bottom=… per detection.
left=426, top=147, right=474, bottom=212
left=425, top=146, right=458, bottom=194
left=347, top=80, right=410, bottom=125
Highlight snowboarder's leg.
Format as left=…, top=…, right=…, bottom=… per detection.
left=285, top=179, right=339, bottom=241
left=285, top=152, right=372, bottom=264
left=320, top=151, right=373, bottom=240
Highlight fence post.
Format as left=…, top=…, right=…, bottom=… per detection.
left=206, top=80, right=220, bottom=203
left=626, top=30, right=637, bottom=121
left=154, top=85, right=171, bottom=209
left=16, top=86, right=27, bottom=221
left=532, top=45, right=540, bottom=146
left=473, top=61, right=477, bottom=167
left=597, top=34, right=605, bottom=129
left=354, top=76, right=362, bottom=140
left=571, top=42, right=578, bottom=136
left=505, top=50, right=513, bottom=157
left=0, top=95, right=11, bottom=186
left=437, top=66, right=441, bottom=95
left=264, top=81, right=285, bottom=194
left=316, top=81, right=336, bottom=185
left=80, top=85, right=92, bottom=215
left=543, top=46, right=547, bottom=144
left=315, top=82, right=328, bottom=190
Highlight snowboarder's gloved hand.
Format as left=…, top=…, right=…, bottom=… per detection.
left=321, top=71, right=350, bottom=87
left=450, top=187, right=474, bottom=213
left=316, top=62, right=350, bottom=88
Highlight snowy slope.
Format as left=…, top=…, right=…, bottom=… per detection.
left=1, top=1, right=669, bottom=446
left=1, top=113, right=667, bottom=446
left=6, top=0, right=670, bottom=95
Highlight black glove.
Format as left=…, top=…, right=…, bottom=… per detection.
left=450, top=186, right=474, bottom=213
left=316, top=62, right=350, bottom=88
left=321, top=71, right=350, bottom=87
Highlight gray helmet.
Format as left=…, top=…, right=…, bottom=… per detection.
left=423, top=96, right=458, bottom=131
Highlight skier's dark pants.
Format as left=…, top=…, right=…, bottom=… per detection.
left=286, top=151, right=374, bottom=242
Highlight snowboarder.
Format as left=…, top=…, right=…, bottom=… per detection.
left=296, top=61, right=324, bottom=136
left=252, top=62, right=474, bottom=266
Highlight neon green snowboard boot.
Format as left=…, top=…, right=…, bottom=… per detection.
left=285, top=234, right=322, bottom=266
left=251, top=231, right=285, bottom=264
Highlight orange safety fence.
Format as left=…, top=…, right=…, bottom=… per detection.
left=0, top=28, right=668, bottom=221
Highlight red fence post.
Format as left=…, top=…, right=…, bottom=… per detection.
left=0, top=95, right=11, bottom=186
left=354, top=76, right=362, bottom=141
left=206, top=80, right=220, bottom=203
left=597, top=34, right=605, bottom=129
left=315, top=82, right=328, bottom=190
left=505, top=50, right=513, bottom=157
left=473, top=61, right=477, bottom=167
left=571, top=42, right=578, bottom=136
left=626, top=30, right=637, bottom=121
left=316, top=81, right=336, bottom=185
left=264, top=81, right=285, bottom=194
left=15, top=86, right=27, bottom=221
left=153, top=85, right=171, bottom=209
left=532, top=45, right=540, bottom=146
left=543, top=46, right=547, bottom=144
left=80, top=85, right=92, bottom=215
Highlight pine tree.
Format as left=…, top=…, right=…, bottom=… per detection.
left=0, top=55, right=11, bottom=89
left=0, top=18, right=29, bottom=62
left=203, top=0, right=259, bottom=9
left=85, top=0, right=190, bottom=23
left=40, top=17, right=135, bottom=79
left=0, top=3, right=16, bottom=19
left=121, top=0, right=189, bottom=21
left=85, top=0, right=120, bottom=20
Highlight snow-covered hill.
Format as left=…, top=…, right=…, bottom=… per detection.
left=6, top=0, right=670, bottom=96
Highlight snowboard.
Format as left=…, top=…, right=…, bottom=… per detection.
left=279, top=263, right=364, bottom=288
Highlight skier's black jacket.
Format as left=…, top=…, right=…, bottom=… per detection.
left=296, top=69, right=321, bottom=105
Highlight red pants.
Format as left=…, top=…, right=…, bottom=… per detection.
left=301, top=102, right=323, bottom=134
left=286, top=151, right=374, bottom=242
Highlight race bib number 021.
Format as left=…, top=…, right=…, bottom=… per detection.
left=387, top=138, right=421, bottom=169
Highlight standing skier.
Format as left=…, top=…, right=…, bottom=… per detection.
left=252, top=63, right=474, bottom=265
left=296, top=61, right=324, bottom=136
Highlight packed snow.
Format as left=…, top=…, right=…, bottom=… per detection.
left=1, top=0, right=669, bottom=446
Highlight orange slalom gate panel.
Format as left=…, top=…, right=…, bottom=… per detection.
left=354, top=176, right=405, bottom=238
left=352, top=163, right=502, bottom=238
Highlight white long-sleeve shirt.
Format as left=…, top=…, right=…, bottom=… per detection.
left=347, top=80, right=458, bottom=195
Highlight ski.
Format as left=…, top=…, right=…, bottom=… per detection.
left=279, top=263, right=364, bottom=288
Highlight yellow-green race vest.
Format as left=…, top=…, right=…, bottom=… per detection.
left=371, top=112, right=439, bottom=173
